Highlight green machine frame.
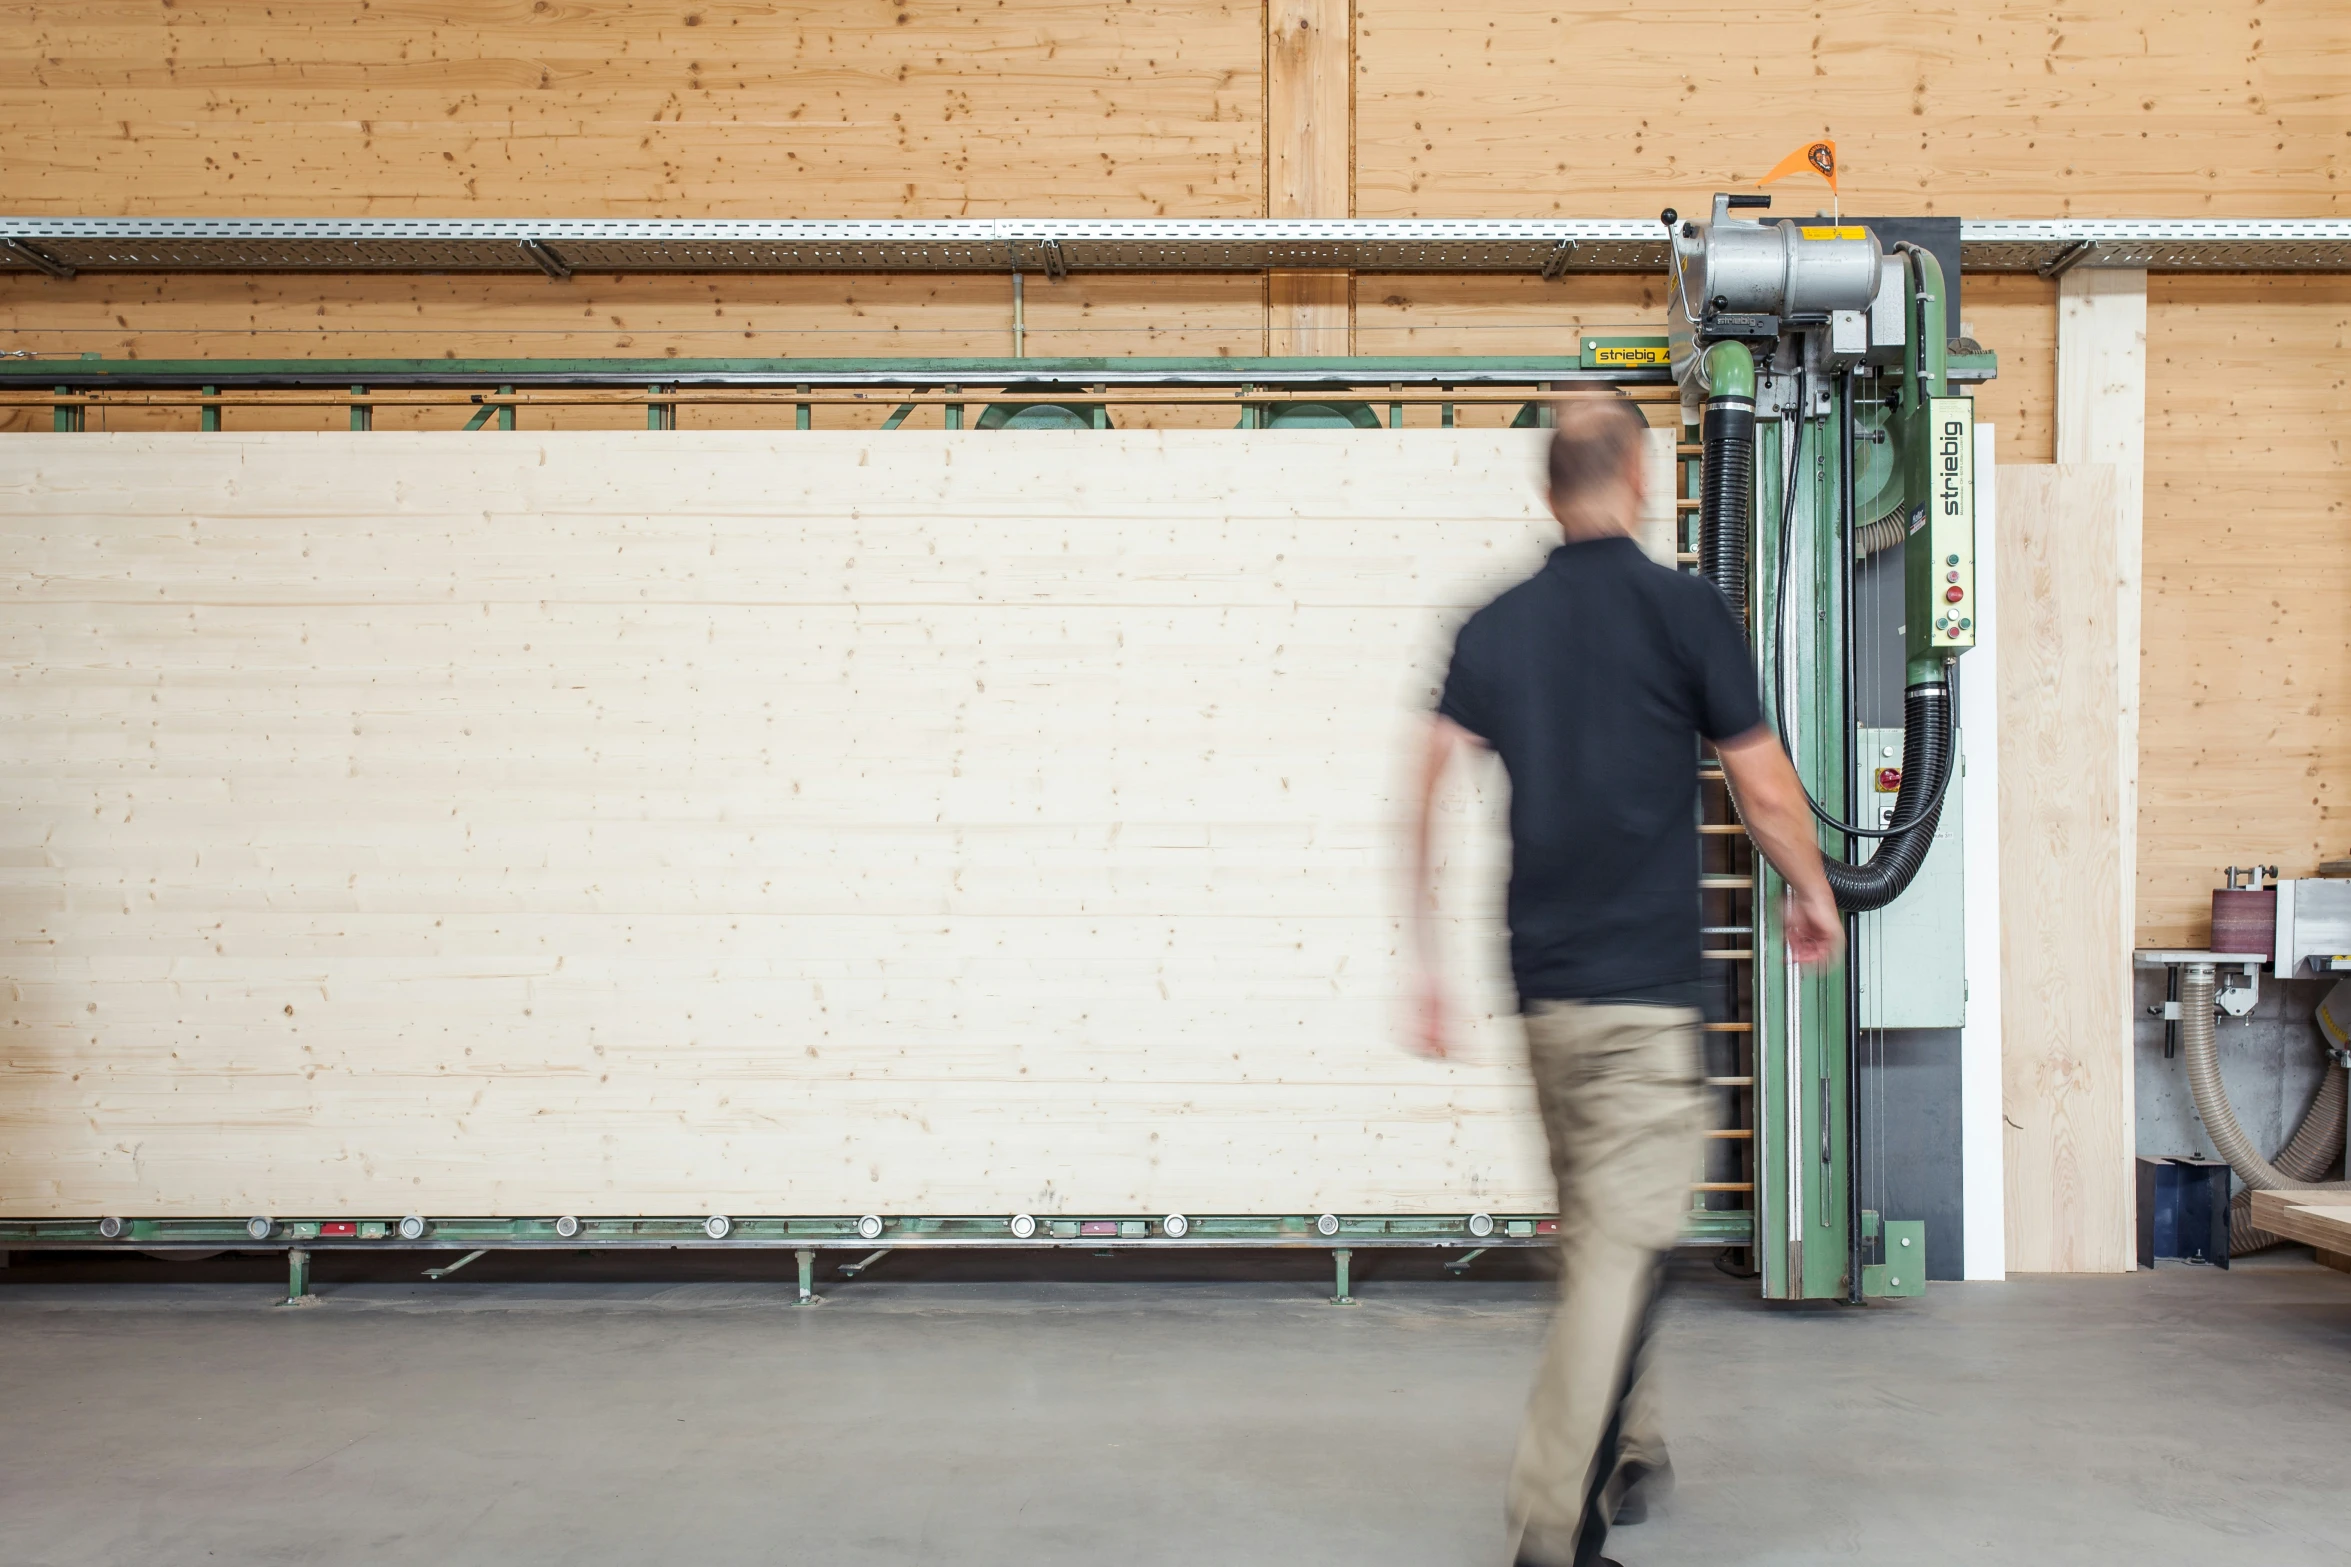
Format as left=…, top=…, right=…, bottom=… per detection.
left=1, top=330, right=1985, bottom=1303
left=1678, top=213, right=1989, bottom=1302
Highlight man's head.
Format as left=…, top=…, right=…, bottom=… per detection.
left=1544, top=398, right=1649, bottom=540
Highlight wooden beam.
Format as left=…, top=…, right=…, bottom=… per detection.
left=2053, top=271, right=2145, bottom=1274
left=2056, top=269, right=2146, bottom=943
left=2248, top=1189, right=2351, bottom=1261
left=1997, top=464, right=2134, bottom=1274
left=1266, top=270, right=1353, bottom=357
left=1266, top=0, right=1353, bottom=354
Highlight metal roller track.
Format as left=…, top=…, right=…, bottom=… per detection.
left=4, top=217, right=2348, bottom=277
left=0, top=1210, right=1757, bottom=1250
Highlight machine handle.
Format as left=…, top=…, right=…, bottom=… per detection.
left=1724, top=194, right=1772, bottom=210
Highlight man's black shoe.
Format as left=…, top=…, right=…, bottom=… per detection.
left=1611, top=1457, right=1674, bottom=1526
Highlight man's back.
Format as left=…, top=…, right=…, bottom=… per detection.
left=1436, top=534, right=1762, bottom=1003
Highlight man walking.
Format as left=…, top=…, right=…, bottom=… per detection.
left=1408, top=399, right=1843, bottom=1567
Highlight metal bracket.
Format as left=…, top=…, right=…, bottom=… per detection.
left=423, top=1248, right=487, bottom=1280
left=281, top=1247, right=317, bottom=1307
left=2037, top=239, right=2097, bottom=280
left=519, top=239, right=573, bottom=281
left=793, top=1247, right=824, bottom=1307
left=1, top=236, right=75, bottom=280
left=1540, top=239, right=1578, bottom=281
left=1040, top=239, right=1069, bottom=282
left=2216, top=962, right=2261, bottom=1018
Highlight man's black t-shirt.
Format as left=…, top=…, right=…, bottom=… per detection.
left=1437, top=535, right=1766, bottom=1006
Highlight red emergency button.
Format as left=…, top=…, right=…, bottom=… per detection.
left=1945, top=585, right=1965, bottom=603
left=1876, top=767, right=1903, bottom=792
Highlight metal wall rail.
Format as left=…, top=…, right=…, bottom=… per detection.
left=5, top=217, right=2350, bottom=276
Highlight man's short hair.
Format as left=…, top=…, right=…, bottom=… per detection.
left=1545, top=399, right=1650, bottom=502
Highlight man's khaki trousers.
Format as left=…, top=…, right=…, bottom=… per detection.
left=1506, top=1000, right=1706, bottom=1567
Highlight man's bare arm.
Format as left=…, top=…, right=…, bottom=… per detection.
left=1407, top=715, right=1477, bottom=1056
left=1713, top=725, right=1845, bottom=967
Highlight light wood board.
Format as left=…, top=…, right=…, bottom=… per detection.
left=2247, top=1188, right=2351, bottom=1257
left=0, top=1, right=1266, bottom=217
left=1353, top=0, right=2350, bottom=219
left=0, top=430, right=1574, bottom=1218
left=2138, top=275, right=2351, bottom=944
left=1998, top=463, right=2134, bottom=1273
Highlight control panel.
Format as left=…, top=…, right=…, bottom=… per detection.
left=1906, top=395, right=1976, bottom=657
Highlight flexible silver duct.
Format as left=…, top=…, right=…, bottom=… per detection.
left=2229, top=1066, right=2346, bottom=1253
left=1851, top=510, right=1907, bottom=560
left=2178, top=966, right=2348, bottom=1252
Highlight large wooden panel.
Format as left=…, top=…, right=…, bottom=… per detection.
left=0, top=430, right=1566, bottom=1218
left=1998, top=463, right=2133, bottom=1274
left=1354, top=0, right=2351, bottom=219
left=2139, top=275, right=2351, bottom=944
left=0, top=1, right=1265, bottom=216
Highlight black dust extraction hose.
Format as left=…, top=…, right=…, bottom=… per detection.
left=1698, top=351, right=1757, bottom=622
left=1818, top=680, right=1952, bottom=912
left=1696, top=340, right=1943, bottom=911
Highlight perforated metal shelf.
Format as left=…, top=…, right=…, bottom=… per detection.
left=5, top=217, right=2346, bottom=277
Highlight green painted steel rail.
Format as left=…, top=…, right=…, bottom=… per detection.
left=0, top=1211, right=1753, bottom=1250
left=2, top=355, right=1666, bottom=390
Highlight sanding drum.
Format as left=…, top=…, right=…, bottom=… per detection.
left=2211, top=888, right=2278, bottom=956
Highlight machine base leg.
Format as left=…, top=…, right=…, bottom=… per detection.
left=1330, top=1247, right=1358, bottom=1306
left=280, top=1247, right=317, bottom=1308
left=794, top=1247, right=824, bottom=1308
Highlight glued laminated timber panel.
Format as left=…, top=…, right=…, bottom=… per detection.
left=0, top=430, right=1552, bottom=1218
left=1353, top=0, right=2351, bottom=220
left=0, top=1, right=1266, bottom=218
left=2137, top=275, right=2351, bottom=945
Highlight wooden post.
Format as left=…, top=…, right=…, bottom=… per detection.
left=2055, top=269, right=2146, bottom=1271
left=1997, top=464, right=2135, bottom=1274
left=1266, top=0, right=1352, bottom=357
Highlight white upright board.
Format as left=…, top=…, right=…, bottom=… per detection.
left=1, top=431, right=1567, bottom=1217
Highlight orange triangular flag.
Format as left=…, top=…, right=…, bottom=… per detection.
left=1759, top=140, right=1838, bottom=193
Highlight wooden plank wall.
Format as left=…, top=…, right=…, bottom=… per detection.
left=1, top=0, right=2345, bottom=1238
left=1997, top=464, right=2133, bottom=1274
left=1, top=1, right=1269, bottom=217
left=2139, top=276, right=2351, bottom=942
left=1351, top=1, right=2349, bottom=220
left=0, top=430, right=1559, bottom=1218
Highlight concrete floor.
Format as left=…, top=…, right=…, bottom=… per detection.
left=2, top=1252, right=2347, bottom=1566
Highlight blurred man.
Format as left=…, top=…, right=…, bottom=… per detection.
left=1408, top=399, right=1843, bottom=1567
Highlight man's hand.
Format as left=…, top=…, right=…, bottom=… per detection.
left=1406, top=715, right=1478, bottom=1059
left=1781, top=883, right=1846, bottom=967
left=1716, top=726, right=1847, bottom=972
left=1410, top=973, right=1454, bottom=1060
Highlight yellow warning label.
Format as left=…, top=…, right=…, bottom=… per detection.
left=1590, top=344, right=1671, bottom=367
left=1798, top=225, right=1868, bottom=240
